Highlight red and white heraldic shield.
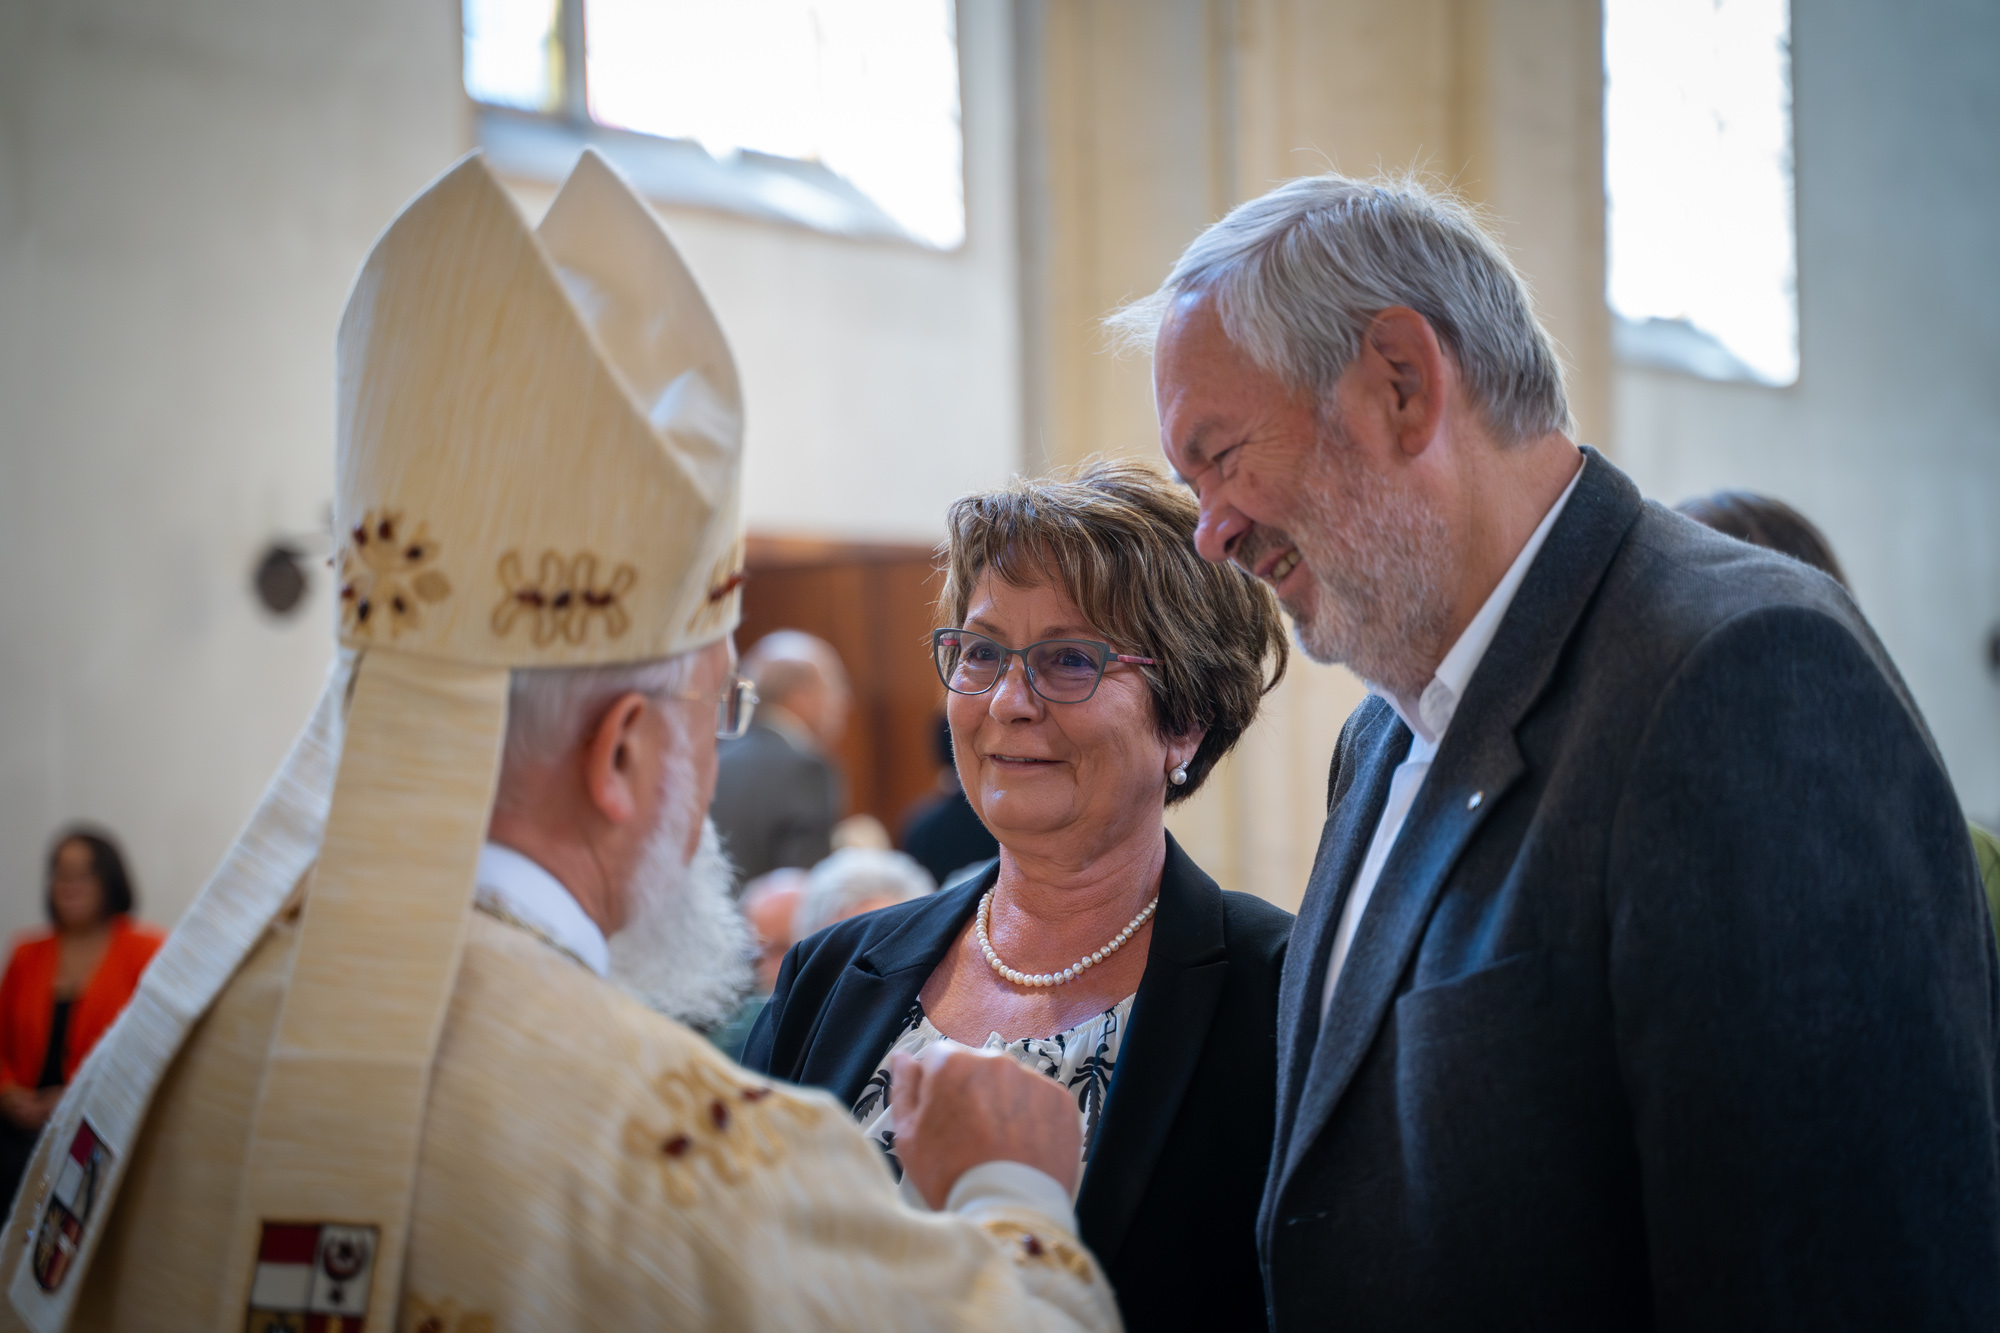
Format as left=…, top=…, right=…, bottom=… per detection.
left=244, top=1221, right=380, bottom=1333
left=29, top=1118, right=113, bottom=1294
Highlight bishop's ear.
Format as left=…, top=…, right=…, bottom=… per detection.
left=583, top=691, right=653, bottom=826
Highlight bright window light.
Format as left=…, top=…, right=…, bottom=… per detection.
left=461, top=0, right=965, bottom=251
left=463, top=0, right=564, bottom=115
left=1604, top=0, right=1798, bottom=386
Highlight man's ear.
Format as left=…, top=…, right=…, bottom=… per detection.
left=1357, top=306, right=1450, bottom=458
left=583, top=691, right=653, bottom=826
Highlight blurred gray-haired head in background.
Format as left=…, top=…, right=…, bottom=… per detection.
left=744, top=629, right=852, bottom=753
left=791, top=848, right=935, bottom=944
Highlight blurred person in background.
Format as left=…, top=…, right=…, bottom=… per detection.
left=901, top=714, right=1000, bottom=886
left=707, top=867, right=807, bottom=1059
left=710, top=630, right=850, bottom=889
left=1678, top=488, right=2000, bottom=943
left=0, top=829, right=163, bottom=1206
left=744, top=869, right=810, bottom=995
left=713, top=853, right=932, bottom=1059
left=746, top=460, right=1295, bottom=1331
left=1676, top=490, right=1849, bottom=588
left=790, top=847, right=935, bottom=943
left=830, top=811, right=893, bottom=852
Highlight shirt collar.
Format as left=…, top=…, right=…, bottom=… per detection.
left=474, top=843, right=611, bottom=977
left=1375, top=457, right=1585, bottom=747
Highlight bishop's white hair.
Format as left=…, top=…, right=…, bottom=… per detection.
left=498, top=650, right=754, bottom=1028
left=502, top=653, right=703, bottom=775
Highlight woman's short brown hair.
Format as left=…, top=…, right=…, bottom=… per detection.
left=940, top=458, right=1289, bottom=805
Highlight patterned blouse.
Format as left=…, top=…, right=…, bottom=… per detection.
left=852, top=995, right=1137, bottom=1198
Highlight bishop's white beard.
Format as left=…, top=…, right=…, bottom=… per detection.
left=607, top=810, right=755, bottom=1030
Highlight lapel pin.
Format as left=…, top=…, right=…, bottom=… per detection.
left=1467, top=791, right=1484, bottom=810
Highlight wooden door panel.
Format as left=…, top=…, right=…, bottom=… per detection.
left=736, top=538, right=946, bottom=835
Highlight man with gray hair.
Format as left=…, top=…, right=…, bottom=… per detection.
left=710, top=630, right=851, bottom=889
left=1113, top=173, right=2000, bottom=1326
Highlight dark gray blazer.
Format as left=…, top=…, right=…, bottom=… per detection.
left=1263, top=449, right=2000, bottom=1329
left=709, top=720, right=842, bottom=889
left=743, top=834, right=1292, bottom=1331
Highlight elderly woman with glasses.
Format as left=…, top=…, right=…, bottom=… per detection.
left=743, top=459, right=1292, bottom=1331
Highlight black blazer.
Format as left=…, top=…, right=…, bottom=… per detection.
left=1263, top=448, right=2000, bottom=1328
left=744, top=833, right=1291, bottom=1331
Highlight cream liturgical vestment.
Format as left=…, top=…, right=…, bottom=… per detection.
left=0, top=151, right=1118, bottom=1333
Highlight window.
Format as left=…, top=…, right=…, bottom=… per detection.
left=462, top=0, right=965, bottom=251
left=1604, top=0, right=1797, bottom=386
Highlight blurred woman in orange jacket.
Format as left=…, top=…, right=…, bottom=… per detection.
left=0, top=829, right=164, bottom=1205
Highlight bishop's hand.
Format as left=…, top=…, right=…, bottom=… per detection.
left=889, top=1041, right=1082, bottom=1210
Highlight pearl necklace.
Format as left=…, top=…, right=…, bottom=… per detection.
left=975, top=888, right=1159, bottom=989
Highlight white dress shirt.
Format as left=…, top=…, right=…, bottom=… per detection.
left=1321, top=460, right=1584, bottom=1019
left=475, top=842, right=611, bottom=978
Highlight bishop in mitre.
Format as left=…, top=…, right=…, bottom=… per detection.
left=0, top=152, right=1118, bottom=1333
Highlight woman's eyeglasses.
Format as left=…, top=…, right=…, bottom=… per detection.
left=933, top=628, right=1156, bottom=705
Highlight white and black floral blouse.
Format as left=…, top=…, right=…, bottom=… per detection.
left=852, top=995, right=1136, bottom=1201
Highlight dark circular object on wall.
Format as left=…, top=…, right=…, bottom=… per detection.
left=253, top=542, right=309, bottom=616
left=1987, top=623, right=2000, bottom=678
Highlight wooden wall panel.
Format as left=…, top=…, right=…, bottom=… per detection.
left=736, top=537, right=948, bottom=836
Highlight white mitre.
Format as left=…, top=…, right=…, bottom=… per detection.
left=3, top=150, right=745, bottom=1332
left=335, top=148, right=745, bottom=665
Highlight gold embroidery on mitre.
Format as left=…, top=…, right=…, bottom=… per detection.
left=623, top=1060, right=821, bottom=1205
left=980, top=1220, right=1096, bottom=1283
left=404, top=1294, right=496, bottom=1333
left=337, top=509, right=451, bottom=638
left=686, top=540, right=747, bottom=635
left=492, top=550, right=638, bottom=646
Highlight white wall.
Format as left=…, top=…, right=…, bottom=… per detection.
left=0, top=0, right=1023, bottom=936
left=0, top=0, right=464, bottom=940
left=1615, top=0, right=2000, bottom=824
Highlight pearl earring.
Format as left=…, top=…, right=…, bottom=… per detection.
left=1170, top=764, right=1188, bottom=786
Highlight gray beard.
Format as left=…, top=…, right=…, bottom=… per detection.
left=607, top=815, right=755, bottom=1030
left=1285, top=424, right=1455, bottom=698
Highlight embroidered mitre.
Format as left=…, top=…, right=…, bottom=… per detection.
left=334, top=149, right=746, bottom=665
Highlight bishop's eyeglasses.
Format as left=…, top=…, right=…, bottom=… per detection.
left=669, top=676, right=759, bottom=740
left=933, top=628, right=1157, bottom=705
